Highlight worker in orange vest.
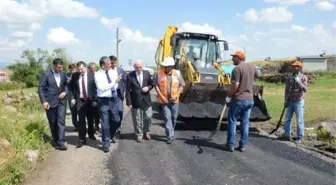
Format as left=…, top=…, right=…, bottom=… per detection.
left=154, top=56, right=186, bottom=144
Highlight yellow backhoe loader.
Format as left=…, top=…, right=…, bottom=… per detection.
left=154, top=25, right=271, bottom=122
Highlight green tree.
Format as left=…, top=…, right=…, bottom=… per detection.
left=7, top=48, right=73, bottom=88
left=46, top=48, right=74, bottom=72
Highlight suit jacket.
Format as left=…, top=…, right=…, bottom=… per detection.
left=115, top=67, right=127, bottom=100
left=69, top=71, right=97, bottom=105
left=126, top=70, right=153, bottom=109
left=66, top=73, right=73, bottom=101
left=38, top=68, right=69, bottom=108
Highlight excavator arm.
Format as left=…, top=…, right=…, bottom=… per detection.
left=212, top=61, right=231, bottom=84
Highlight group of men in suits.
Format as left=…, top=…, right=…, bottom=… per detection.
left=37, top=54, right=184, bottom=152
left=38, top=56, right=126, bottom=152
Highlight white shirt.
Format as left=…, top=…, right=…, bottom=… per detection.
left=79, top=72, right=88, bottom=99
left=136, top=71, right=143, bottom=87
left=52, top=69, right=61, bottom=87
left=94, top=69, right=117, bottom=98
left=110, top=68, right=119, bottom=89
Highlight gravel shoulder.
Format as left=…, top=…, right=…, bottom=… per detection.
left=23, top=105, right=130, bottom=185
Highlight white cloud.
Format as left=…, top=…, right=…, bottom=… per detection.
left=264, top=0, right=310, bottom=5
left=270, top=24, right=308, bottom=32
left=12, top=31, right=34, bottom=38
left=177, top=22, right=223, bottom=37
left=29, top=22, right=42, bottom=31
left=47, top=0, right=99, bottom=18
left=100, top=16, right=123, bottom=29
left=46, top=27, right=80, bottom=44
left=0, top=0, right=44, bottom=23
left=315, top=1, right=335, bottom=11
left=333, top=22, right=336, bottom=28
left=243, top=7, right=293, bottom=23
left=99, top=16, right=159, bottom=63
left=254, top=23, right=336, bottom=58
left=0, top=0, right=98, bottom=61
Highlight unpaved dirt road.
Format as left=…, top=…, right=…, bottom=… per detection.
left=24, top=96, right=335, bottom=185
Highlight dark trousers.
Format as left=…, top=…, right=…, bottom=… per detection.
left=111, top=94, right=124, bottom=135
left=99, top=97, right=120, bottom=149
left=93, top=106, right=100, bottom=129
left=46, top=104, right=66, bottom=146
left=77, top=99, right=95, bottom=141
left=68, top=99, right=78, bottom=129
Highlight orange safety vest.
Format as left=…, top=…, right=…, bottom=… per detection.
left=157, top=69, right=180, bottom=104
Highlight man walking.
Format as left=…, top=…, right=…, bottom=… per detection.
left=69, top=61, right=98, bottom=147
left=88, top=62, right=100, bottom=133
left=225, top=51, right=261, bottom=152
left=281, top=61, right=308, bottom=143
left=109, top=55, right=127, bottom=140
left=67, top=63, right=78, bottom=132
left=154, top=57, right=185, bottom=144
left=38, top=58, right=69, bottom=150
left=95, top=56, right=121, bottom=152
left=126, top=60, right=154, bottom=143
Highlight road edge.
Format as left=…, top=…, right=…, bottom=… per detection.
left=253, top=126, right=336, bottom=164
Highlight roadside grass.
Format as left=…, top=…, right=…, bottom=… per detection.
left=0, top=88, right=51, bottom=185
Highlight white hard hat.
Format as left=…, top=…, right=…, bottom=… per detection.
left=161, top=56, right=175, bottom=67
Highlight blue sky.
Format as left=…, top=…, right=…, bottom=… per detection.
left=0, top=0, right=335, bottom=67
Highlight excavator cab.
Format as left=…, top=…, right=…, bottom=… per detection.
left=155, top=26, right=271, bottom=122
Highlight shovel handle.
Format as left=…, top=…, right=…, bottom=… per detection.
left=207, top=104, right=227, bottom=140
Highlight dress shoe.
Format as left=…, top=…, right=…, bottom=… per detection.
left=76, top=140, right=86, bottom=148
left=89, top=135, right=97, bottom=140
left=103, top=147, right=109, bottom=153
left=58, top=145, right=68, bottom=151
left=144, top=133, right=151, bottom=140
left=136, top=137, right=143, bottom=143
left=111, top=138, right=117, bottom=143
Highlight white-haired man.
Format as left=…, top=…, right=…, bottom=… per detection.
left=125, top=60, right=154, bottom=143
left=154, top=57, right=185, bottom=144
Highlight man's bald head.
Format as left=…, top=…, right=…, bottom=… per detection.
left=133, top=59, right=143, bottom=72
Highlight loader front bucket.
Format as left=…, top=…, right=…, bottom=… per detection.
left=178, top=82, right=271, bottom=122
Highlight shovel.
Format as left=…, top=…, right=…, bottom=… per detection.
left=207, top=104, right=227, bottom=140
left=269, top=106, right=286, bottom=135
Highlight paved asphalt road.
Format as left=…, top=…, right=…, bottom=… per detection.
left=24, top=94, right=335, bottom=185
left=108, top=95, right=335, bottom=185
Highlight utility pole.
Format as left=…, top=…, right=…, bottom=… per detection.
left=116, top=28, right=122, bottom=64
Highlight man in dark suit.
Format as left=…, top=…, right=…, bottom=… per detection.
left=66, top=63, right=78, bottom=132
left=38, top=58, right=69, bottom=150
left=88, top=62, right=101, bottom=133
left=126, top=59, right=154, bottom=143
left=109, top=55, right=127, bottom=141
left=69, top=61, right=98, bottom=147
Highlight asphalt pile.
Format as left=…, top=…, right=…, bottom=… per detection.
left=178, top=101, right=271, bottom=121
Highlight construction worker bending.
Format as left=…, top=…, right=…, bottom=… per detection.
left=280, top=61, right=308, bottom=143
left=154, top=57, right=185, bottom=144
left=225, top=51, right=261, bottom=152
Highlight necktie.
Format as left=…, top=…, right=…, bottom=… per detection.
left=105, top=70, right=116, bottom=97
left=138, top=72, right=142, bottom=87
left=82, top=74, right=88, bottom=100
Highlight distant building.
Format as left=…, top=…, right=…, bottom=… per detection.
left=297, top=55, right=327, bottom=71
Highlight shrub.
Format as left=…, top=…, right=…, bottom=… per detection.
left=0, top=82, right=26, bottom=91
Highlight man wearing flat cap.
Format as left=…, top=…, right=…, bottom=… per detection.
left=280, top=60, right=308, bottom=143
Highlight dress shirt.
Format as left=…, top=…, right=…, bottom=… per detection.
left=52, top=69, right=61, bottom=87
left=78, top=72, right=88, bottom=99
left=137, top=71, right=143, bottom=87
left=110, top=68, right=119, bottom=89
left=94, top=69, right=117, bottom=98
